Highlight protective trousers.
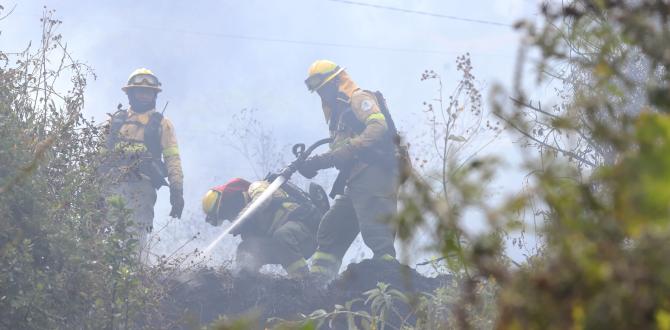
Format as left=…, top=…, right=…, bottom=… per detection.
left=311, top=164, right=398, bottom=279
left=236, top=221, right=316, bottom=277
left=108, top=179, right=157, bottom=263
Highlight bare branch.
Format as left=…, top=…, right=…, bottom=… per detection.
left=494, top=111, right=597, bottom=167
left=510, top=97, right=561, bottom=119
left=0, top=4, right=17, bottom=21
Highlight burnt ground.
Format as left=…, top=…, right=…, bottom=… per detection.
left=162, top=259, right=450, bottom=329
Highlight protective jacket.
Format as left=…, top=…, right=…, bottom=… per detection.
left=236, top=180, right=321, bottom=237
left=103, top=107, right=183, bottom=190
left=321, top=71, right=396, bottom=194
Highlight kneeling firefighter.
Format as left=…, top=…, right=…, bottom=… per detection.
left=100, top=68, right=184, bottom=259
left=300, top=60, right=409, bottom=281
left=202, top=178, right=329, bottom=278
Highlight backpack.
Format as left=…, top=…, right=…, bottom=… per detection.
left=372, top=91, right=412, bottom=180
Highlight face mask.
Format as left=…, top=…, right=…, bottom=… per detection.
left=127, top=90, right=157, bottom=113
left=318, top=80, right=340, bottom=107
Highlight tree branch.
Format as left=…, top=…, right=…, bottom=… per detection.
left=495, top=111, right=597, bottom=167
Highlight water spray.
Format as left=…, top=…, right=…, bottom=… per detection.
left=200, top=137, right=333, bottom=260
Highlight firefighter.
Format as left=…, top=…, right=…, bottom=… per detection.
left=300, top=60, right=400, bottom=281
left=101, top=68, right=184, bottom=260
left=202, top=178, right=328, bottom=278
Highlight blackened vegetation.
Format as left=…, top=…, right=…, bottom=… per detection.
left=166, top=260, right=450, bottom=328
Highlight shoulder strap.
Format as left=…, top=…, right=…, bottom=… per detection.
left=331, top=92, right=367, bottom=134
left=144, top=112, right=164, bottom=159
left=371, top=90, right=399, bottom=139
left=340, top=110, right=366, bottom=134
left=329, top=91, right=353, bottom=131
left=106, top=109, right=128, bottom=150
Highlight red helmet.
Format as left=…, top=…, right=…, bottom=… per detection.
left=202, top=178, right=251, bottom=221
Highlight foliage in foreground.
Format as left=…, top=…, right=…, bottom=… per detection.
left=395, top=1, right=670, bottom=329
left=270, top=282, right=412, bottom=330
left=0, top=10, right=174, bottom=329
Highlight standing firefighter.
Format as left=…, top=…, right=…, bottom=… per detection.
left=301, top=60, right=402, bottom=281
left=202, top=178, right=328, bottom=278
left=101, top=68, right=184, bottom=260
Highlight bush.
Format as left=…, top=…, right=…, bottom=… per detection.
left=399, top=1, right=670, bottom=329
left=0, top=9, right=165, bottom=329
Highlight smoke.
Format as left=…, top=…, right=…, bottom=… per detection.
left=4, top=0, right=541, bottom=272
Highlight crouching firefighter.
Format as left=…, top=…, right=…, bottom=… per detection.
left=300, top=60, right=410, bottom=282
left=202, top=178, right=329, bottom=278
left=99, top=68, right=185, bottom=260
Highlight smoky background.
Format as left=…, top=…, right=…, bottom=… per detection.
left=1, top=0, right=544, bottom=274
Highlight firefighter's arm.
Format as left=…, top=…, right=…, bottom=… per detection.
left=247, top=181, right=287, bottom=214
left=300, top=93, right=388, bottom=175
left=161, top=118, right=184, bottom=218
left=160, top=119, right=184, bottom=189
left=232, top=181, right=287, bottom=234
left=331, top=91, right=388, bottom=162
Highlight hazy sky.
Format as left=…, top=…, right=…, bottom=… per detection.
left=2, top=0, right=547, bottom=270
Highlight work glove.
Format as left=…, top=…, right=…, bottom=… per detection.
left=298, top=153, right=333, bottom=179
left=169, top=185, right=184, bottom=219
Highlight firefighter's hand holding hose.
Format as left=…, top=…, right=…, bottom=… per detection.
left=298, top=154, right=330, bottom=179
left=298, top=143, right=355, bottom=179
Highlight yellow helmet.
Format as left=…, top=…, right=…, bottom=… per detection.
left=202, top=189, right=222, bottom=218
left=122, top=68, right=162, bottom=93
left=305, top=60, right=345, bottom=92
